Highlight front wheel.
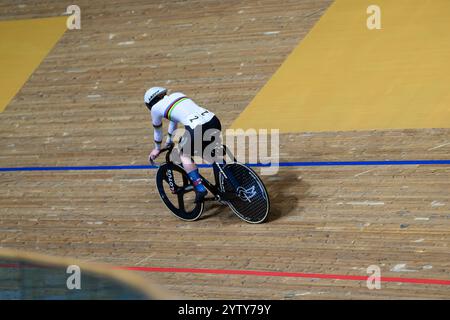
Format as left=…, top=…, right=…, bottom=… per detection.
left=155, top=163, right=204, bottom=221
left=219, top=163, right=270, bottom=224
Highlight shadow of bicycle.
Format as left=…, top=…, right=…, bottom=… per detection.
left=200, top=169, right=309, bottom=223
left=263, top=170, right=309, bottom=222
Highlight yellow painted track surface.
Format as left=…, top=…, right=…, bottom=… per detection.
left=231, top=0, right=450, bottom=132
left=0, top=17, right=66, bottom=112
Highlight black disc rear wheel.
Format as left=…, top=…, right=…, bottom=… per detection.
left=155, top=163, right=204, bottom=221
left=219, top=163, right=270, bottom=223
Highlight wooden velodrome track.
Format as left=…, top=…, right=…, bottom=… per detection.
left=1, top=0, right=449, bottom=299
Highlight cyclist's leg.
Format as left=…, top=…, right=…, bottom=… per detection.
left=202, top=116, right=224, bottom=164
left=179, top=154, right=196, bottom=173
left=179, top=125, right=207, bottom=203
left=209, top=117, right=240, bottom=188
left=200, top=116, right=241, bottom=191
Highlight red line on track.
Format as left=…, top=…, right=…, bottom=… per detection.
left=116, top=266, right=450, bottom=286
left=1, top=263, right=449, bottom=286
left=0, top=264, right=21, bottom=268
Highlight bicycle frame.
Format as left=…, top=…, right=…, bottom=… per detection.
left=157, top=143, right=238, bottom=202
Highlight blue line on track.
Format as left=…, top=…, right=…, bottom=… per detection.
left=1, top=160, right=450, bottom=172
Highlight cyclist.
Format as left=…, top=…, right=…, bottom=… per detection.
left=144, top=87, right=222, bottom=203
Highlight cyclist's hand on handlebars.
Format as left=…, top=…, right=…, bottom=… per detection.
left=149, top=148, right=161, bottom=164
left=164, top=141, right=174, bottom=149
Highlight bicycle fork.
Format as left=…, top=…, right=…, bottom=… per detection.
left=165, top=167, right=177, bottom=194
left=166, top=165, right=194, bottom=195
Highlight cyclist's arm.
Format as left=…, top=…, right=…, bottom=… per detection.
left=166, top=120, right=178, bottom=145
left=151, top=110, right=163, bottom=150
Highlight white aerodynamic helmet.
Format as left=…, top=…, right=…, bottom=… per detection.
left=144, top=87, right=167, bottom=110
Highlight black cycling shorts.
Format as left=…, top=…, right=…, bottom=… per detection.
left=179, top=115, right=222, bottom=162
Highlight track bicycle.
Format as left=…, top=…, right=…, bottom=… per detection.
left=150, top=143, right=270, bottom=224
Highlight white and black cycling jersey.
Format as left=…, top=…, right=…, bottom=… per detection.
left=150, top=92, right=215, bottom=148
